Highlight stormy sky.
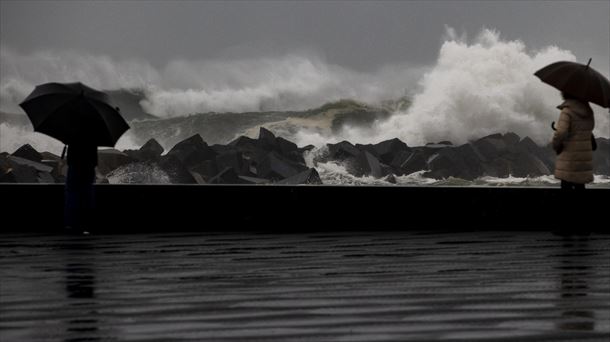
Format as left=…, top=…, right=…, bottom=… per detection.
left=1, top=0, right=609, bottom=73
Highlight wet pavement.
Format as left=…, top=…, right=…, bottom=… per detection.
left=1, top=232, right=609, bottom=341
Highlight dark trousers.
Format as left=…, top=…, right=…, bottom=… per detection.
left=64, top=165, right=96, bottom=229
left=561, top=180, right=585, bottom=191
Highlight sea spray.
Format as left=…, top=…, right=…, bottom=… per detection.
left=2, top=27, right=608, bottom=167
left=0, top=122, right=140, bottom=154
left=288, top=28, right=609, bottom=147
left=0, top=46, right=159, bottom=113
left=1, top=48, right=424, bottom=116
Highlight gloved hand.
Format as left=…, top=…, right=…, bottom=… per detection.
left=591, top=134, right=597, bottom=151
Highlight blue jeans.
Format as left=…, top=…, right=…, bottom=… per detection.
left=64, top=165, right=96, bottom=229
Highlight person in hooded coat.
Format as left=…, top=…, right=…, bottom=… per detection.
left=64, top=141, right=98, bottom=232
left=552, top=92, right=597, bottom=190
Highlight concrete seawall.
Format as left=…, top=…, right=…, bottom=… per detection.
left=0, top=184, right=607, bottom=233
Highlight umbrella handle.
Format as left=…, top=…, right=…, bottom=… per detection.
left=61, top=145, right=67, bottom=160
left=551, top=121, right=557, bottom=131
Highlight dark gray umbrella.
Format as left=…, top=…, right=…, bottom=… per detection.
left=534, top=58, right=610, bottom=108
left=19, top=82, right=130, bottom=146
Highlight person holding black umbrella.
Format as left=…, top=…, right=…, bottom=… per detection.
left=535, top=58, right=610, bottom=190
left=62, top=98, right=101, bottom=232
left=551, top=91, right=595, bottom=190
left=20, top=82, right=129, bottom=233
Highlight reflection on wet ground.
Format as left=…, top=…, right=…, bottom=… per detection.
left=0, top=232, right=608, bottom=341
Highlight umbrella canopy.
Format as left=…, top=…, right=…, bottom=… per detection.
left=19, top=82, right=130, bottom=146
left=534, top=58, right=610, bottom=108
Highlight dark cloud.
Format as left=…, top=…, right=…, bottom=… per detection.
left=1, top=0, right=608, bottom=73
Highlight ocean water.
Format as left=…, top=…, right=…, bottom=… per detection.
left=1, top=232, right=608, bottom=341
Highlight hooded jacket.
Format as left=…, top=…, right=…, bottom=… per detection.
left=552, top=99, right=595, bottom=184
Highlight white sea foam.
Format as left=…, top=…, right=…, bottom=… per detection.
left=107, top=162, right=170, bottom=184
left=289, top=28, right=609, bottom=147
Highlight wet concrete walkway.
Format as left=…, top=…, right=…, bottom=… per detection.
left=1, top=232, right=609, bottom=341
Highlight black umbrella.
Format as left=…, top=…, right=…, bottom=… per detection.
left=534, top=58, right=610, bottom=108
left=19, top=82, right=130, bottom=146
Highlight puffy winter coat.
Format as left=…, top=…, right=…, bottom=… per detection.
left=552, top=99, right=595, bottom=184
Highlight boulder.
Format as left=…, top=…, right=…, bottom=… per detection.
left=228, top=136, right=269, bottom=166
left=0, top=154, right=11, bottom=175
left=97, top=149, right=135, bottom=175
left=40, top=158, right=67, bottom=182
left=11, top=144, right=42, bottom=163
left=157, top=155, right=197, bottom=184
left=208, top=167, right=240, bottom=184
left=418, top=144, right=450, bottom=163
left=509, top=153, right=551, bottom=177
left=257, top=127, right=277, bottom=151
left=482, top=157, right=512, bottom=178
left=327, top=141, right=361, bottom=160
left=351, top=151, right=385, bottom=178
left=7, top=156, right=53, bottom=173
left=276, top=137, right=305, bottom=163
left=40, top=152, right=65, bottom=181
left=257, top=152, right=307, bottom=181
left=424, top=148, right=478, bottom=180
left=473, top=134, right=508, bottom=161
left=190, top=160, right=219, bottom=181
left=372, top=138, right=410, bottom=164
left=277, top=168, right=323, bottom=184
left=517, top=137, right=554, bottom=172
left=166, top=134, right=216, bottom=168
left=355, top=143, right=377, bottom=157
left=141, top=138, right=164, bottom=155
left=210, top=144, right=233, bottom=155
left=390, top=150, right=412, bottom=170
left=124, top=150, right=142, bottom=161
left=398, top=151, right=428, bottom=175
left=0, top=160, right=38, bottom=183
left=276, top=136, right=298, bottom=155
left=384, top=174, right=397, bottom=184
left=40, top=151, right=61, bottom=161
left=229, top=136, right=258, bottom=150
left=127, top=138, right=165, bottom=161
left=190, top=171, right=206, bottom=184
left=454, top=143, right=485, bottom=178
left=215, top=150, right=247, bottom=175
left=37, top=172, right=56, bottom=183
left=502, top=132, right=521, bottom=146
